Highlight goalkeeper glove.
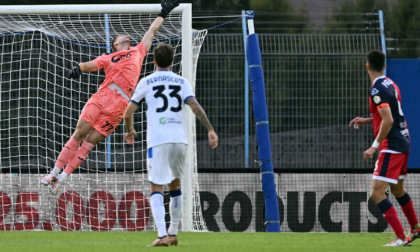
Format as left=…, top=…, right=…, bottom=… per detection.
left=158, top=0, right=179, bottom=19
left=67, top=64, right=82, bottom=79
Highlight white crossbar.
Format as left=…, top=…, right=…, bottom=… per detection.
left=0, top=4, right=189, bottom=14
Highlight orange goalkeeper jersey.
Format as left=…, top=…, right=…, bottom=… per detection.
left=93, top=41, right=148, bottom=98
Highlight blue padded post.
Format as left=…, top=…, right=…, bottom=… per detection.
left=246, top=33, right=280, bottom=232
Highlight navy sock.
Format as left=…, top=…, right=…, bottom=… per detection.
left=396, top=193, right=411, bottom=207
left=169, top=189, right=182, bottom=198
left=377, top=198, right=392, bottom=213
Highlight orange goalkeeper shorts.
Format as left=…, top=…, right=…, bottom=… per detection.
left=80, top=88, right=129, bottom=137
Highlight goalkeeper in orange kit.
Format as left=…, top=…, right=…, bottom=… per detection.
left=40, top=0, right=180, bottom=194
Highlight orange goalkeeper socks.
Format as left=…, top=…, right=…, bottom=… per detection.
left=64, top=141, right=94, bottom=175
left=55, top=137, right=81, bottom=169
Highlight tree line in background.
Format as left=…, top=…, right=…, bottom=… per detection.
left=0, top=0, right=417, bottom=168
left=327, top=0, right=420, bottom=58
left=1, top=0, right=419, bottom=58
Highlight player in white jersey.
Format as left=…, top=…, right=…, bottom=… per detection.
left=123, top=43, right=218, bottom=247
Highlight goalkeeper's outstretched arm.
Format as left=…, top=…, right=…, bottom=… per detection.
left=142, top=17, right=164, bottom=52
left=79, top=62, right=98, bottom=72
left=67, top=62, right=98, bottom=79
left=141, top=0, right=179, bottom=51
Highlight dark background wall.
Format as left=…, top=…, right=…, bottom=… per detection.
left=387, top=59, right=420, bottom=168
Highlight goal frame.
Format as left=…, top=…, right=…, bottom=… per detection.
left=0, top=4, right=195, bottom=232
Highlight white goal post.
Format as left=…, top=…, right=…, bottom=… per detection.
left=0, top=4, right=204, bottom=232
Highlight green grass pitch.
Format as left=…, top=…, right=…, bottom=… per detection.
left=0, top=232, right=414, bottom=251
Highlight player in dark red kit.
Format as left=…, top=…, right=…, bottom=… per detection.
left=349, top=50, right=420, bottom=246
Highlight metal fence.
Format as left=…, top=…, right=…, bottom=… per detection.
left=196, top=32, right=382, bottom=169
left=0, top=12, right=384, bottom=170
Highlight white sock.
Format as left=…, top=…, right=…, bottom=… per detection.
left=168, top=190, right=182, bottom=236
left=57, top=171, right=69, bottom=183
left=150, top=192, right=167, bottom=238
left=47, top=167, right=61, bottom=179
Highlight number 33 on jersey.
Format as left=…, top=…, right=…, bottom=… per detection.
left=130, top=70, right=195, bottom=148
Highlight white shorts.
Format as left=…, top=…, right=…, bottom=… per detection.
left=147, top=143, right=187, bottom=185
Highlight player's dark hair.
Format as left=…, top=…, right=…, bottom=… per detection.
left=153, top=43, right=174, bottom=68
left=367, top=50, right=385, bottom=72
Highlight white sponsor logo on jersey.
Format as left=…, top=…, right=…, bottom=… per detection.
left=381, top=79, right=393, bottom=88
left=400, top=129, right=409, bottom=136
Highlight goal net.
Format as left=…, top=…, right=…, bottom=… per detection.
left=0, top=4, right=207, bottom=231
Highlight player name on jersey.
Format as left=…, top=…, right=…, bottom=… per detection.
left=146, top=75, right=185, bottom=85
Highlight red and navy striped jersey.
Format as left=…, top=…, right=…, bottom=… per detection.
left=369, top=76, right=410, bottom=153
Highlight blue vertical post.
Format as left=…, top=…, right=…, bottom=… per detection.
left=242, top=10, right=249, bottom=168
left=245, top=10, right=280, bottom=232
left=378, top=10, right=386, bottom=75
left=104, top=13, right=111, bottom=168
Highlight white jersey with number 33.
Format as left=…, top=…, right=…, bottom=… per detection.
left=130, top=70, right=195, bottom=148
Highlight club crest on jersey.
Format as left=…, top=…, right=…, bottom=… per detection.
left=373, top=95, right=381, bottom=104
left=111, top=53, right=132, bottom=63
left=371, top=88, right=379, bottom=96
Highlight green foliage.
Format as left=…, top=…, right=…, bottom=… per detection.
left=250, top=0, right=309, bottom=34
left=326, top=0, right=389, bottom=34
left=387, top=0, right=420, bottom=58
left=327, top=0, right=420, bottom=58
left=186, top=0, right=250, bottom=11
left=250, top=0, right=291, bottom=11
